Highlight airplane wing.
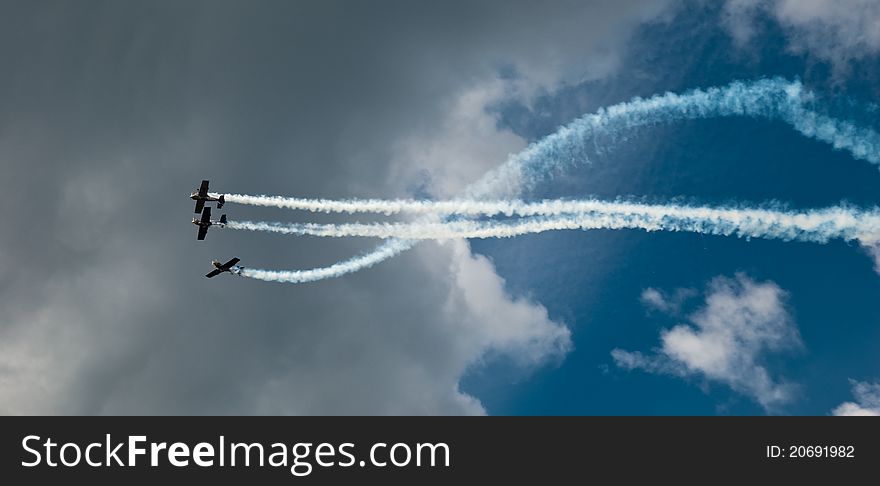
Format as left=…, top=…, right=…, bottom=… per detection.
left=194, top=198, right=205, bottom=214
left=200, top=206, right=212, bottom=223
left=198, top=180, right=209, bottom=197
left=205, top=269, right=223, bottom=278
left=220, top=257, right=240, bottom=270
left=197, top=226, right=208, bottom=240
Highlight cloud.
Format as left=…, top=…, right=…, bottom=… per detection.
left=612, top=273, right=802, bottom=411
left=864, top=243, right=880, bottom=275
left=640, top=288, right=670, bottom=311
left=723, top=0, right=880, bottom=67
left=639, top=287, right=698, bottom=315
left=443, top=240, right=573, bottom=366
left=0, top=1, right=668, bottom=414
left=832, top=379, right=880, bottom=416
left=389, top=79, right=528, bottom=198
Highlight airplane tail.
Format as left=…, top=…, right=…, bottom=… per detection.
left=217, top=194, right=225, bottom=209
left=220, top=214, right=227, bottom=224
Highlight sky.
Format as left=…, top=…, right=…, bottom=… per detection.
left=1, top=0, right=879, bottom=416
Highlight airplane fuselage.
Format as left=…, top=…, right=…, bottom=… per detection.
left=206, top=258, right=241, bottom=277
left=192, top=219, right=224, bottom=228
left=190, top=193, right=222, bottom=202
left=191, top=181, right=224, bottom=213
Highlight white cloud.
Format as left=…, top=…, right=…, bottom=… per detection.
left=613, top=273, right=802, bottom=411
left=390, top=78, right=529, bottom=198
left=864, top=243, right=880, bottom=275
left=723, top=0, right=880, bottom=67
left=639, top=287, right=698, bottom=315
left=640, top=288, right=669, bottom=311
left=443, top=240, right=573, bottom=367
left=832, top=379, right=880, bottom=416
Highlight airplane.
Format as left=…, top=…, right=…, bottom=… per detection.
left=191, top=179, right=225, bottom=213
left=191, top=206, right=227, bottom=240
left=206, top=257, right=241, bottom=278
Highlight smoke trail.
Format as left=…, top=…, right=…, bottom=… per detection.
left=226, top=202, right=880, bottom=244
left=236, top=78, right=880, bottom=283
left=215, top=195, right=876, bottom=220
left=239, top=239, right=412, bottom=283
left=221, top=194, right=552, bottom=216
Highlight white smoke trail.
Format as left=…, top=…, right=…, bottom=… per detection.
left=239, top=239, right=412, bottom=283
left=215, top=195, right=875, bottom=221
left=234, top=78, right=880, bottom=283
left=221, top=194, right=552, bottom=216
left=226, top=202, right=880, bottom=244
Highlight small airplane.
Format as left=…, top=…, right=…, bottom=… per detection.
left=206, top=257, right=241, bottom=278
left=191, top=179, right=225, bottom=213
left=191, top=206, right=227, bottom=240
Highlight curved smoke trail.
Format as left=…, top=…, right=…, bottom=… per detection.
left=225, top=202, right=880, bottom=244
left=234, top=78, right=880, bottom=283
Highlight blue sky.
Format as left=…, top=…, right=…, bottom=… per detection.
left=464, top=3, right=880, bottom=415
left=2, top=1, right=880, bottom=416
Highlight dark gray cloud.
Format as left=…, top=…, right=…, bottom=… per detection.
left=0, top=0, right=671, bottom=414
